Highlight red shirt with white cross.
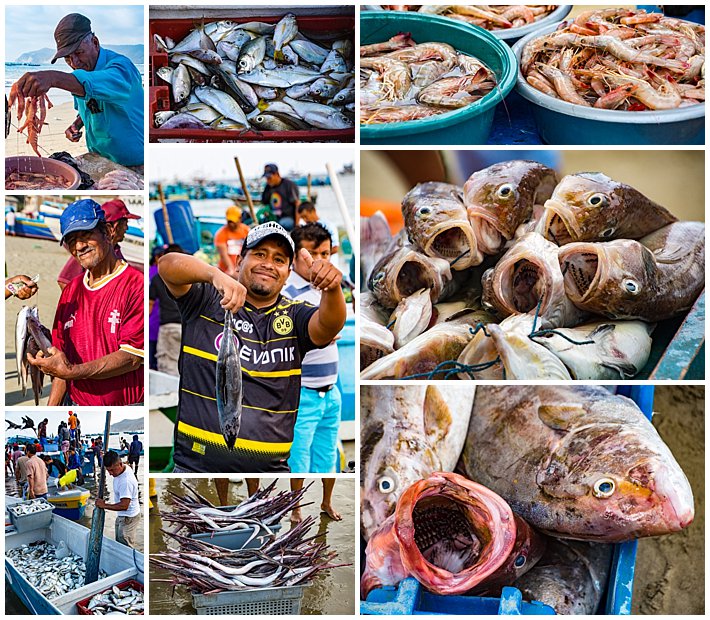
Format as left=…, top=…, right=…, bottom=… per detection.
left=52, top=261, right=144, bottom=405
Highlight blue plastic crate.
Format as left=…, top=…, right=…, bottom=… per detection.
left=361, top=386, right=654, bottom=615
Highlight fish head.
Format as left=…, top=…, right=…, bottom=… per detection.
left=558, top=239, right=653, bottom=317
left=361, top=515, right=407, bottom=598
left=402, top=182, right=479, bottom=269
left=538, top=172, right=624, bottom=244
left=536, top=402, right=694, bottom=540
left=464, top=161, right=558, bottom=254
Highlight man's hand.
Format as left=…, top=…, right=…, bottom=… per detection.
left=5, top=275, right=38, bottom=300
left=211, top=269, right=247, bottom=312
left=65, top=121, right=83, bottom=142
left=27, top=347, right=74, bottom=380
left=28, top=488, right=35, bottom=499
left=300, top=249, right=342, bottom=291
left=12, top=71, right=56, bottom=99
left=95, top=498, right=106, bottom=509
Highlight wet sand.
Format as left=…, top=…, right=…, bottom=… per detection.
left=6, top=101, right=87, bottom=158
left=632, top=386, right=704, bottom=614
left=149, top=477, right=355, bottom=615
left=5, top=236, right=67, bottom=406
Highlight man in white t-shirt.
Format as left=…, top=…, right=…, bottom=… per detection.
left=95, top=450, right=140, bottom=548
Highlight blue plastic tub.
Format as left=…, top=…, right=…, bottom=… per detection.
left=360, top=12, right=517, bottom=145
left=511, top=23, right=705, bottom=145
left=361, top=385, right=654, bottom=615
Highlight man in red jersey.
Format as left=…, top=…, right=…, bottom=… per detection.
left=28, top=199, right=144, bottom=406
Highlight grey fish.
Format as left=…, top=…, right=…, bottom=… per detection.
left=333, top=85, right=355, bottom=104
left=187, top=48, right=222, bottom=64
left=195, top=86, right=250, bottom=128
left=461, top=386, right=695, bottom=542
left=320, top=48, right=347, bottom=73
left=282, top=45, right=299, bottom=65
left=252, top=85, right=278, bottom=100
left=216, top=311, right=243, bottom=450
left=156, top=66, right=174, bottom=84
left=15, top=306, right=52, bottom=405
left=218, top=65, right=259, bottom=108
left=309, top=77, right=340, bottom=99
left=282, top=96, right=354, bottom=129
left=240, top=66, right=321, bottom=88
left=389, top=288, right=433, bottom=348
left=290, top=39, right=330, bottom=64
left=285, top=83, right=313, bottom=99
left=274, top=13, right=298, bottom=57
left=250, top=114, right=299, bottom=131
left=169, top=54, right=210, bottom=75
left=160, top=112, right=211, bottom=130
left=237, top=36, right=267, bottom=73
left=172, top=63, right=191, bottom=103
left=236, top=21, right=277, bottom=35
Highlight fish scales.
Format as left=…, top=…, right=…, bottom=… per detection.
left=216, top=310, right=243, bottom=450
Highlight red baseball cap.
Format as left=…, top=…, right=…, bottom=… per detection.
left=102, top=199, right=141, bottom=222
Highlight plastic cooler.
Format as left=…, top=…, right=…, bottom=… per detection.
left=76, top=579, right=144, bottom=615
left=8, top=499, right=54, bottom=533
left=192, top=583, right=308, bottom=615
left=149, top=15, right=355, bottom=143
left=361, top=385, right=654, bottom=615
left=189, top=523, right=282, bottom=550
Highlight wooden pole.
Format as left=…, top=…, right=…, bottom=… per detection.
left=234, top=157, right=258, bottom=225
left=157, top=183, right=174, bottom=244
left=85, top=410, right=111, bottom=584
left=325, top=162, right=354, bottom=239
left=307, top=173, right=312, bottom=202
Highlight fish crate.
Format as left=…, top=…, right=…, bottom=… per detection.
left=192, top=583, right=308, bottom=615
left=361, top=386, right=654, bottom=616
left=76, top=579, right=144, bottom=615
left=8, top=499, right=54, bottom=533
left=148, top=9, right=355, bottom=143
left=190, top=523, right=282, bottom=550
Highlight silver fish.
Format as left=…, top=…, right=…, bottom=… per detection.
left=282, top=97, right=354, bottom=129
left=389, top=288, right=433, bottom=348
left=156, top=65, right=174, bottom=84
left=274, top=14, right=298, bottom=57
left=333, top=85, right=355, bottom=104
left=216, top=311, right=243, bottom=450
left=252, top=85, right=278, bottom=100
left=236, top=21, right=277, bottom=35
left=239, top=66, right=322, bottom=88
left=320, top=48, right=347, bottom=73
left=188, top=48, right=222, bottom=64
left=172, top=63, right=191, bottom=103
left=290, top=39, right=330, bottom=64
left=195, top=86, right=250, bottom=128
left=160, top=112, right=211, bottom=130
left=237, top=36, right=266, bottom=73
left=169, top=54, right=210, bottom=75
left=309, top=77, right=340, bottom=99
left=15, top=306, right=52, bottom=405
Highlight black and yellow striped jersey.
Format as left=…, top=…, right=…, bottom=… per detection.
left=173, top=283, right=319, bottom=472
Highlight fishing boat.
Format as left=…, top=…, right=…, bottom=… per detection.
left=6, top=513, right=144, bottom=614
left=5, top=208, right=56, bottom=240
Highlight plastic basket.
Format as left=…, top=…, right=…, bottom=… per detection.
left=76, top=579, right=144, bottom=615
left=8, top=500, right=54, bottom=533
left=192, top=583, right=306, bottom=615
left=190, top=523, right=282, bottom=550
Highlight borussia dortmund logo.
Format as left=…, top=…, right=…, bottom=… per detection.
left=273, top=314, right=294, bottom=335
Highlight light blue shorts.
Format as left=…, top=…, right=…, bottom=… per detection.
left=288, top=385, right=341, bottom=473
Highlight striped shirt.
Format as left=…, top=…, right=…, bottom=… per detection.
left=283, top=272, right=339, bottom=388
left=173, top=283, right=319, bottom=472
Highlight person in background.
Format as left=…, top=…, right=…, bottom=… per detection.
left=6, top=208, right=16, bottom=236
left=40, top=453, right=67, bottom=478
left=128, top=434, right=142, bottom=475
left=75, top=415, right=82, bottom=446
left=58, top=421, right=71, bottom=444
left=6, top=445, right=14, bottom=476
left=37, top=418, right=49, bottom=449
left=92, top=437, right=103, bottom=469
left=11, top=443, right=23, bottom=468
left=15, top=446, right=30, bottom=498
left=284, top=224, right=342, bottom=474
left=68, top=411, right=78, bottom=441
left=96, top=451, right=140, bottom=548
left=149, top=244, right=185, bottom=376
left=245, top=478, right=342, bottom=522
left=25, top=444, right=49, bottom=499
left=261, top=163, right=300, bottom=231
left=215, top=206, right=250, bottom=275
left=57, top=199, right=141, bottom=290
left=148, top=246, right=167, bottom=370
left=297, top=202, right=339, bottom=256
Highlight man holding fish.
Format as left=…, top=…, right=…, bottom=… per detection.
left=9, top=13, right=143, bottom=167
left=158, top=221, right=346, bottom=473
left=27, top=199, right=144, bottom=406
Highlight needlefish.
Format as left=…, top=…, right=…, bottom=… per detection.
left=216, top=310, right=243, bottom=449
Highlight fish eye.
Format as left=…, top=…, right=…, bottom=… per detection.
left=593, top=478, right=616, bottom=498
left=371, top=272, right=385, bottom=284
left=587, top=193, right=609, bottom=207
left=378, top=476, right=395, bottom=494
left=601, top=228, right=615, bottom=238
left=418, top=206, right=432, bottom=218
left=623, top=279, right=640, bottom=295
left=496, top=183, right=516, bottom=200
left=514, top=555, right=526, bottom=568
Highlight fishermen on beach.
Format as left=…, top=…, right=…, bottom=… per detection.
left=9, top=13, right=144, bottom=167
left=215, top=206, right=249, bottom=275
left=95, top=451, right=140, bottom=549
left=262, top=164, right=300, bottom=231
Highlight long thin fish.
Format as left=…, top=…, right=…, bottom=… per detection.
left=216, top=310, right=243, bottom=450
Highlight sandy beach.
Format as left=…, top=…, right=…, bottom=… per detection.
left=6, top=100, right=87, bottom=158
left=5, top=235, right=70, bottom=406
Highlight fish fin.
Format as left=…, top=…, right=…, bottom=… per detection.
left=423, top=386, right=453, bottom=441
left=587, top=323, right=615, bottom=340
left=537, top=404, right=586, bottom=431
left=599, top=361, right=638, bottom=379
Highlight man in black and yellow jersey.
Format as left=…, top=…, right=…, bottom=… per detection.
left=158, top=222, right=346, bottom=472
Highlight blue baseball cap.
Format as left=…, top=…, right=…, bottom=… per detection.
left=60, top=199, right=105, bottom=245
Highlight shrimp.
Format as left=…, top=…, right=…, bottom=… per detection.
left=360, top=57, right=412, bottom=101
left=594, top=82, right=639, bottom=109
left=606, top=72, right=682, bottom=109
left=360, top=33, right=415, bottom=58
left=526, top=70, right=559, bottom=98
left=536, top=63, right=591, bottom=106
left=621, top=12, right=662, bottom=26
left=451, top=6, right=512, bottom=29
left=361, top=104, right=440, bottom=124
left=502, top=5, right=535, bottom=25
left=578, top=35, right=688, bottom=72
left=384, top=42, right=458, bottom=70
left=417, top=71, right=495, bottom=107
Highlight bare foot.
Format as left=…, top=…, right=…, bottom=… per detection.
left=321, top=503, right=342, bottom=521
left=290, top=507, right=303, bottom=523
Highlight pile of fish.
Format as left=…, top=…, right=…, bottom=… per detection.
left=151, top=514, right=343, bottom=593
left=152, top=14, right=355, bottom=133
left=360, top=35, right=497, bottom=124
left=6, top=171, right=72, bottom=190
left=216, top=310, right=242, bottom=450
left=521, top=8, right=705, bottom=110
left=361, top=385, right=695, bottom=613
left=7, top=86, right=52, bottom=157
left=374, top=5, right=558, bottom=30
left=8, top=498, right=53, bottom=517
left=84, top=584, right=144, bottom=615
left=160, top=480, right=307, bottom=538
left=6, top=541, right=105, bottom=600
left=360, top=159, right=705, bottom=380
left=15, top=305, right=53, bottom=405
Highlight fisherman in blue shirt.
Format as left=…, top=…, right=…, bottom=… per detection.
left=10, top=13, right=143, bottom=168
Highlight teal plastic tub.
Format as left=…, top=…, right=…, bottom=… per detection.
left=360, top=12, right=517, bottom=145
left=512, top=22, right=705, bottom=145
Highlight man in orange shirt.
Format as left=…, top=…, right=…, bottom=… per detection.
left=214, top=206, right=249, bottom=275
left=68, top=411, right=78, bottom=441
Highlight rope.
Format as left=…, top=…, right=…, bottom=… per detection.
left=469, top=322, right=491, bottom=337
left=400, top=357, right=502, bottom=380
left=386, top=318, right=396, bottom=329
left=529, top=329, right=595, bottom=346
left=449, top=249, right=471, bottom=268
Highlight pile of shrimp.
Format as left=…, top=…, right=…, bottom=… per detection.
left=8, top=83, right=53, bottom=157
left=6, top=171, right=71, bottom=190
left=360, top=34, right=497, bottom=125
left=380, top=5, right=558, bottom=30
left=521, top=8, right=705, bottom=110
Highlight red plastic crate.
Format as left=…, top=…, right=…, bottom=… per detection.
left=149, top=14, right=355, bottom=143
left=76, top=579, right=144, bottom=615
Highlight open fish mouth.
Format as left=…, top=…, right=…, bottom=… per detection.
left=395, top=260, right=435, bottom=299
left=425, top=225, right=474, bottom=265
left=413, top=496, right=482, bottom=573
left=539, top=206, right=577, bottom=246
left=558, top=246, right=601, bottom=301
left=507, top=259, right=546, bottom=313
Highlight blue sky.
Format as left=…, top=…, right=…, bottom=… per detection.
left=6, top=5, right=144, bottom=60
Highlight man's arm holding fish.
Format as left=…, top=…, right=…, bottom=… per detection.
left=10, top=71, right=86, bottom=101
left=299, top=249, right=346, bottom=346
left=29, top=349, right=142, bottom=382
left=158, top=252, right=247, bottom=312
